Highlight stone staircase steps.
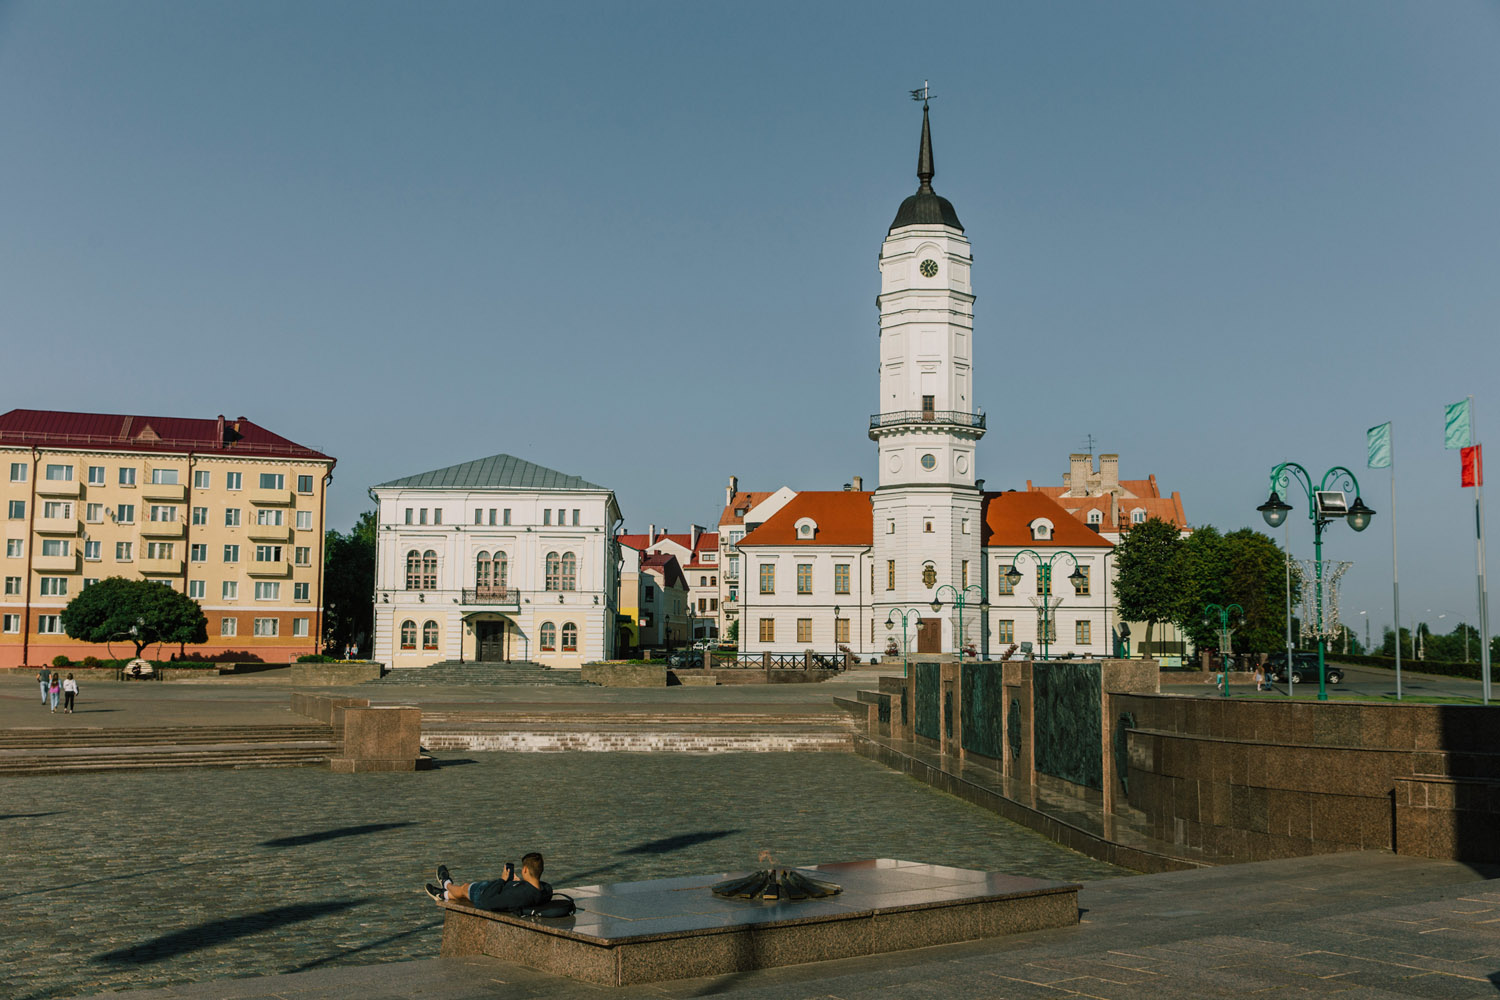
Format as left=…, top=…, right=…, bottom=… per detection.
left=0, top=747, right=334, bottom=776
left=0, top=725, right=336, bottom=750
left=372, top=661, right=591, bottom=687
left=0, top=723, right=342, bottom=775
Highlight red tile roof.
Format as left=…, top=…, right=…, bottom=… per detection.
left=0, top=409, right=332, bottom=462
left=640, top=552, right=687, bottom=589
left=719, top=491, right=777, bottom=527
left=739, top=492, right=874, bottom=547
left=981, top=492, right=1114, bottom=548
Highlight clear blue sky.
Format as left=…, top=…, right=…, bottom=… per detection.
left=3, top=1, right=1496, bottom=645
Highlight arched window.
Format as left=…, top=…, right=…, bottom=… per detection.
left=421, top=550, right=438, bottom=589
left=540, top=621, right=557, bottom=651
left=422, top=620, right=439, bottom=650
left=561, top=552, right=577, bottom=591
left=545, top=552, right=560, bottom=591
left=710, top=575, right=717, bottom=586
left=474, top=551, right=508, bottom=596
left=400, top=619, right=417, bottom=649
left=561, top=621, right=578, bottom=652
left=475, top=551, right=491, bottom=589
left=495, top=551, right=508, bottom=587
left=405, top=550, right=422, bottom=590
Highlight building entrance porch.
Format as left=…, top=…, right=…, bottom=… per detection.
left=472, top=617, right=516, bottom=663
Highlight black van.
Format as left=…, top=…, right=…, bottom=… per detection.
left=1263, top=651, right=1343, bottom=685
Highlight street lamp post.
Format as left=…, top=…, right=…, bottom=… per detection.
left=885, top=607, right=924, bottom=678
left=930, top=583, right=984, bottom=660
left=1204, top=602, right=1243, bottom=697
left=1001, top=550, right=1086, bottom=661
left=1258, top=462, right=1375, bottom=702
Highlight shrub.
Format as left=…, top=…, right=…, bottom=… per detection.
left=81, top=656, right=103, bottom=669
left=51, top=654, right=71, bottom=668
left=296, top=654, right=339, bottom=663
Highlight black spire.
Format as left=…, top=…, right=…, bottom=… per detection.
left=889, top=96, right=963, bottom=233
left=917, top=101, right=934, bottom=192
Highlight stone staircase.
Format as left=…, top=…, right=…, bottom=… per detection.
left=418, top=709, right=856, bottom=753
left=0, top=724, right=341, bottom=775
left=370, top=660, right=592, bottom=687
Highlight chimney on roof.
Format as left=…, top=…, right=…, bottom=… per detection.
left=215, top=415, right=225, bottom=450
left=852, top=475, right=862, bottom=491
left=1100, top=454, right=1119, bottom=491
left=726, top=475, right=738, bottom=506
left=648, top=524, right=656, bottom=544
left=1068, top=454, right=1090, bottom=493
left=690, top=524, right=701, bottom=550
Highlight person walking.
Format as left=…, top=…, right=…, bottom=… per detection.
left=48, top=672, right=61, bottom=713
left=38, top=668, right=51, bottom=706
left=62, top=673, right=78, bottom=714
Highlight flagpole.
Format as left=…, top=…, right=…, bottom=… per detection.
left=1473, top=395, right=1490, bottom=704
left=1390, top=425, right=1401, bottom=700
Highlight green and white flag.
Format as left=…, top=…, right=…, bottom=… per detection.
left=1445, top=399, right=1472, bottom=450
left=1367, top=422, right=1392, bottom=469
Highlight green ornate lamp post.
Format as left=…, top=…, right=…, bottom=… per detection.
left=1002, top=550, right=1086, bottom=660
left=884, top=607, right=924, bottom=677
left=930, top=583, right=985, bottom=659
left=1204, top=602, right=1243, bottom=696
left=1258, top=463, right=1375, bottom=701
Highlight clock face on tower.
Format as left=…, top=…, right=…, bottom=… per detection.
left=919, top=259, right=939, bottom=278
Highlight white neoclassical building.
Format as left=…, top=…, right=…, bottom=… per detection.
left=371, top=454, right=622, bottom=669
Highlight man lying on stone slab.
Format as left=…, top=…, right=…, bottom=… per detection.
left=427, top=852, right=552, bottom=912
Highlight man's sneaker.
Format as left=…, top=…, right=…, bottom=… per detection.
left=436, top=864, right=452, bottom=886
left=425, top=883, right=445, bottom=901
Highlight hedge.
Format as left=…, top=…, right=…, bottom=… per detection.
left=1325, top=651, right=1482, bottom=680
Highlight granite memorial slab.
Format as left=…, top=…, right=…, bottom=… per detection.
left=438, top=858, right=1080, bottom=986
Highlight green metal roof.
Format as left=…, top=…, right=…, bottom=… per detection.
left=374, top=454, right=605, bottom=492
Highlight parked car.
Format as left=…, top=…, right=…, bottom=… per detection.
left=1263, top=652, right=1343, bottom=685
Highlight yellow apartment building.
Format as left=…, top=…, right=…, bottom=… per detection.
left=0, top=409, right=335, bottom=667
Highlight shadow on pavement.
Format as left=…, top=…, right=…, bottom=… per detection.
left=95, top=899, right=372, bottom=964
left=259, top=822, right=417, bottom=848
left=0, top=812, right=61, bottom=821
left=282, top=916, right=443, bottom=973
left=620, top=829, right=740, bottom=855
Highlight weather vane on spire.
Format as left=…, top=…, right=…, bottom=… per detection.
left=910, top=80, right=934, bottom=108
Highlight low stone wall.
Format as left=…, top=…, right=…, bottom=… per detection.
left=1117, top=695, right=1500, bottom=863
left=287, top=662, right=383, bottom=685
left=290, top=693, right=370, bottom=726
left=581, top=663, right=667, bottom=687
left=330, top=706, right=423, bottom=772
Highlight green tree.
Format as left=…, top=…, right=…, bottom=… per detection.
left=1112, top=517, right=1186, bottom=652
left=61, top=577, right=208, bottom=658
left=323, top=510, right=376, bottom=656
left=1215, top=528, right=1294, bottom=654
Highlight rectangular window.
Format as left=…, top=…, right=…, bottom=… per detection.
left=759, top=563, right=775, bottom=594
left=294, top=546, right=311, bottom=566
left=572, top=509, right=580, bottom=525
left=6, top=539, right=22, bottom=558
left=643, top=585, right=654, bottom=602
left=961, top=518, right=970, bottom=534
left=3, top=576, right=19, bottom=595
left=995, top=566, right=1014, bottom=595
left=543, top=509, right=551, bottom=526
left=190, top=544, right=207, bottom=562
left=221, top=616, right=237, bottom=636
left=149, top=505, right=177, bottom=522
left=921, top=393, right=935, bottom=417
left=256, top=508, right=283, bottom=526
left=797, top=563, right=812, bottom=595
left=418, top=508, right=428, bottom=525
left=293, top=617, right=309, bottom=637
left=1075, top=566, right=1091, bottom=596
left=255, top=581, right=280, bottom=600
left=432, top=508, right=442, bottom=525
left=39, top=576, right=67, bottom=596
left=835, top=617, right=850, bottom=644
left=294, top=582, right=309, bottom=601
left=82, top=578, right=98, bottom=589
left=962, top=560, right=969, bottom=588
left=146, top=542, right=174, bottom=559
left=887, top=519, right=895, bottom=534
left=84, top=540, right=101, bottom=561
left=116, top=504, right=135, bottom=523
left=259, top=473, right=284, bottom=490
left=556, top=509, right=565, bottom=525
left=997, top=619, right=1015, bottom=643
left=489, top=509, right=497, bottom=525
left=37, top=615, right=62, bottom=634
left=255, top=545, right=282, bottom=562
left=2, top=614, right=18, bottom=633
left=1037, top=566, right=1051, bottom=596
left=223, top=544, right=240, bottom=562
left=887, top=560, right=896, bottom=591
left=474, top=509, right=483, bottom=525
left=225, top=508, right=240, bottom=526
left=188, top=580, right=205, bottom=599
left=296, top=510, right=312, bottom=530
left=115, top=541, right=132, bottom=561
left=1076, top=620, right=1092, bottom=644
left=405, top=508, right=414, bottom=525
left=41, top=539, right=70, bottom=557
left=225, top=472, right=242, bottom=490
left=8, top=463, right=25, bottom=482
left=759, top=618, right=775, bottom=643
left=150, top=468, right=178, bottom=485
left=45, top=464, right=74, bottom=481
left=253, top=617, right=279, bottom=637
left=834, top=563, right=850, bottom=594
left=86, top=503, right=104, bottom=522
left=191, top=506, right=208, bottom=525
left=222, top=580, right=238, bottom=599
left=503, top=509, right=511, bottom=525
left=297, top=475, right=313, bottom=493
left=194, top=470, right=211, bottom=489
left=119, top=467, right=136, bottom=486
left=87, top=465, right=105, bottom=485
left=7, top=500, right=23, bottom=519
left=797, top=618, right=812, bottom=643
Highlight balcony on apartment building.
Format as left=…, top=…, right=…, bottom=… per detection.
left=138, top=556, right=184, bottom=576
left=35, top=478, right=83, bottom=499
left=139, top=520, right=186, bottom=539
left=247, top=559, right=291, bottom=578
left=35, top=515, right=81, bottom=535
left=248, top=523, right=293, bottom=543
left=251, top=488, right=294, bottom=506
left=33, top=552, right=80, bottom=573
left=142, top=481, right=187, bottom=502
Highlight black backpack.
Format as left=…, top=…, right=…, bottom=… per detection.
left=518, top=891, right=576, bottom=919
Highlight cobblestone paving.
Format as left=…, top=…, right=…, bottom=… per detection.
left=1, top=751, right=1125, bottom=1000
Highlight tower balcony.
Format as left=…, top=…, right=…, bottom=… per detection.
left=869, top=409, right=986, bottom=437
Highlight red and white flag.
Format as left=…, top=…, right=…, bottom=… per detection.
left=1461, top=444, right=1484, bottom=487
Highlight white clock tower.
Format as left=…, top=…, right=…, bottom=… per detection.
left=870, top=97, right=985, bottom=655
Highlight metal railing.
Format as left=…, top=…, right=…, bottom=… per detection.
left=460, top=586, right=521, bottom=605
left=868, top=409, right=986, bottom=431
left=0, top=428, right=328, bottom=457
left=707, top=652, right=849, bottom=670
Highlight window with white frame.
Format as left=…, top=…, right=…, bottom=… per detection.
left=256, top=508, right=283, bottom=526
left=294, top=546, right=311, bottom=566
left=254, top=581, right=280, bottom=600
left=255, top=545, right=282, bottom=563
left=259, top=473, right=284, bottom=490
left=84, top=541, right=101, bottom=561
left=221, top=617, right=237, bottom=636
left=223, top=544, right=239, bottom=562
left=293, top=617, right=309, bottom=637
left=293, top=582, right=309, bottom=601
left=8, top=463, right=25, bottom=482
left=7, top=500, right=23, bottom=519
left=119, top=467, right=136, bottom=486
left=2, top=614, right=18, bottom=633
left=45, top=464, right=74, bottom=481
left=82, top=578, right=98, bottom=589
left=297, top=475, right=313, bottom=493
left=86, top=503, right=104, bottom=522
left=37, top=615, right=62, bottom=634
left=190, top=544, right=207, bottom=562
left=116, top=504, right=135, bottom=523
left=41, top=539, right=70, bottom=557
left=115, top=541, right=132, bottom=561
left=149, top=505, right=177, bottom=522
left=3, top=576, right=19, bottom=595
left=225, top=471, right=242, bottom=490
left=194, top=470, right=211, bottom=489
left=225, top=508, right=241, bottom=526
left=188, top=580, right=205, bottom=599
left=296, top=510, right=312, bottom=530
left=150, top=468, right=178, bottom=485
left=192, top=506, right=208, bottom=525
left=87, top=466, right=104, bottom=485
left=6, top=540, right=22, bottom=558
left=223, top=580, right=238, bottom=600
left=146, top=541, right=174, bottom=559
left=253, top=617, right=279, bottom=637
left=1132, top=509, right=1147, bottom=524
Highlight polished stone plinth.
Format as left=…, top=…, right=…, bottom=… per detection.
left=438, top=859, right=1079, bottom=986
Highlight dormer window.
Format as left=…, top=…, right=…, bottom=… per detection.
left=794, top=517, right=818, bottom=539
left=1131, top=509, right=1147, bottom=525
left=1030, top=518, right=1054, bottom=541
left=1087, top=510, right=1102, bottom=525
